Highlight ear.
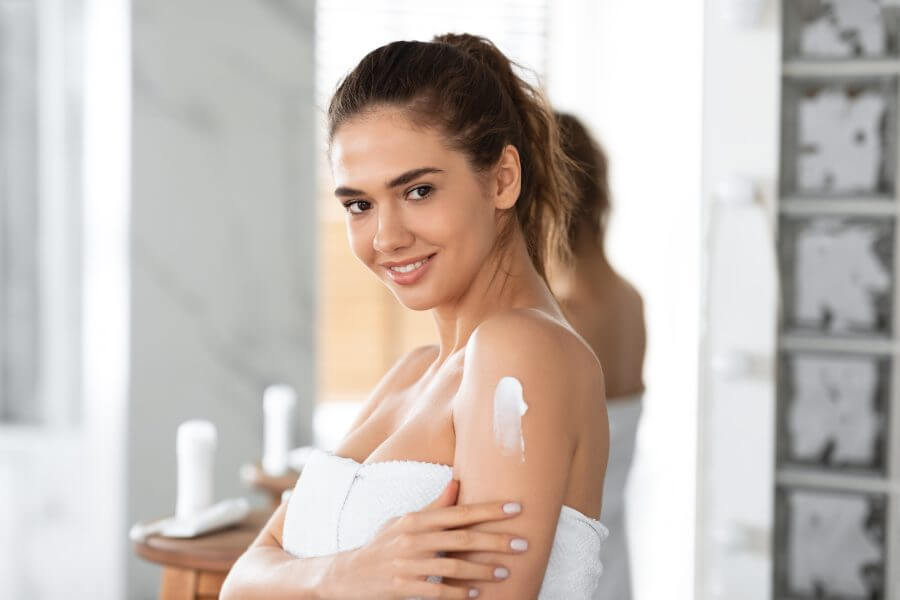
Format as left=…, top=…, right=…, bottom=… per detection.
left=491, top=144, right=522, bottom=211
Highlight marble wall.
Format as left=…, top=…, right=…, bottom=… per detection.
left=129, top=0, right=316, bottom=595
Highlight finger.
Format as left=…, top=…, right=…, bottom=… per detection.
left=379, top=482, right=462, bottom=535
left=415, top=529, right=528, bottom=554
left=424, top=479, right=459, bottom=509
left=392, top=577, right=474, bottom=599
left=404, top=501, right=522, bottom=531
left=395, top=556, right=508, bottom=583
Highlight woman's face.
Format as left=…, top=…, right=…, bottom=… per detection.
left=329, top=107, right=501, bottom=311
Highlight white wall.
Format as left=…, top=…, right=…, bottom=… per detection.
left=697, top=2, right=780, bottom=599
left=0, top=1, right=130, bottom=597
left=547, top=1, right=704, bottom=598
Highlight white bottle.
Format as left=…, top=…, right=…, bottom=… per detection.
left=262, top=384, right=297, bottom=476
left=175, top=419, right=217, bottom=519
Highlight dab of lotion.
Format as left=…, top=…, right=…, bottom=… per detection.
left=492, top=376, right=529, bottom=462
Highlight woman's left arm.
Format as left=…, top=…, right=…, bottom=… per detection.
left=444, top=312, right=600, bottom=599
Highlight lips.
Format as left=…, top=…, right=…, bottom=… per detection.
left=382, top=253, right=436, bottom=269
left=383, top=253, right=436, bottom=285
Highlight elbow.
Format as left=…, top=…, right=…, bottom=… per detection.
left=219, top=580, right=238, bottom=600
left=219, top=552, right=253, bottom=600
left=219, top=569, right=242, bottom=600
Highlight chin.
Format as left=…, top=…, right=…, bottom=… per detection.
left=384, top=282, right=438, bottom=311
left=393, top=292, right=436, bottom=312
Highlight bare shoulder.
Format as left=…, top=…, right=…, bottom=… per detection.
left=463, top=308, right=604, bottom=417
left=613, top=272, right=646, bottom=317
left=470, top=309, right=602, bottom=383
left=624, top=273, right=644, bottom=301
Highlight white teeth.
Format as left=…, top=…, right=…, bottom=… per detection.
left=389, top=256, right=429, bottom=273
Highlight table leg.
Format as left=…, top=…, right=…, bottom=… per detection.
left=160, top=566, right=228, bottom=600
left=160, top=567, right=197, bottom=600
left=196, top=571, right=227, bottom=598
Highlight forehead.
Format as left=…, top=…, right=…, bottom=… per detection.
left=330, top=109, right=458, bottom=185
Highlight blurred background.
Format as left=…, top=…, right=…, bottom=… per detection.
left=3, top=0, right=899, bottom=598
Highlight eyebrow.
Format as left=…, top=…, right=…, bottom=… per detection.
left=333, top=167, right=445, bottom=198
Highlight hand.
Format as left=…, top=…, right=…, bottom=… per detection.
left=320, top=478, right=529, bottom=599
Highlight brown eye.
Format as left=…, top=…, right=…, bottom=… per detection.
left=407, top=185, right=433, bottom=201
left=343, top=200, right=370, bottom=215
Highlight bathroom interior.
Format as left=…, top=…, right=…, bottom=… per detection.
left=2, top=0, right=898, bottom=598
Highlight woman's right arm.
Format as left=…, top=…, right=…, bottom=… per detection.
left=221, top=346, right=442, bottom=598
left=220, top=500, right=347, bottom=600
left=222, top=346, right=441, bottom=598
left=220, top=479, right=529, bottom=600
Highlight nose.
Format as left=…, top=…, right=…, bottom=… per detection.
left=372, top=203, right=414, bottom=254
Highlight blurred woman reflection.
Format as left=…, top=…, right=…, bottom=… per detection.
left=549, top=112, right=647, bottom=600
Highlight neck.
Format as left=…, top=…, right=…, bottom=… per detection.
left=429, top=225, right=561, bottom=367
left=548, top=230, right=614, bottom=300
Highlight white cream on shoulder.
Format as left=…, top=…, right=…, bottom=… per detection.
left=492, top=376, right=529, bottom=462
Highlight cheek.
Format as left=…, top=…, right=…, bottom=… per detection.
left=346, top=221, right=375, bottom=264
left=437, top=192, right=495, bottom=246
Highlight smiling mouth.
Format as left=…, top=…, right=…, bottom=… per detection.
left=386, top=253, right=436, bottom=273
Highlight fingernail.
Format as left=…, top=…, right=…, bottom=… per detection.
left=502, top=502, right=521, bottom=514
left=494, top=566, right=509, bottom=579
left=510, top=538, right=528, bottom=551
left=468, top=588, right=480, bottom=598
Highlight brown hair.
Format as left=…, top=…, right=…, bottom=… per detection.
left=554, top=111, right=612, bottom=250
left=326, top=33, right=578, bottom=283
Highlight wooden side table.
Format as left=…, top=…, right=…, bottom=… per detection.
left=133, top=508, right=271, bottom=600
left=240, top=462, right=300, bottom=509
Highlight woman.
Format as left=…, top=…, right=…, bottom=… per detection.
left=221, top=34, right=610, bottom=599
left=549, top=112, right=647, bottom=600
